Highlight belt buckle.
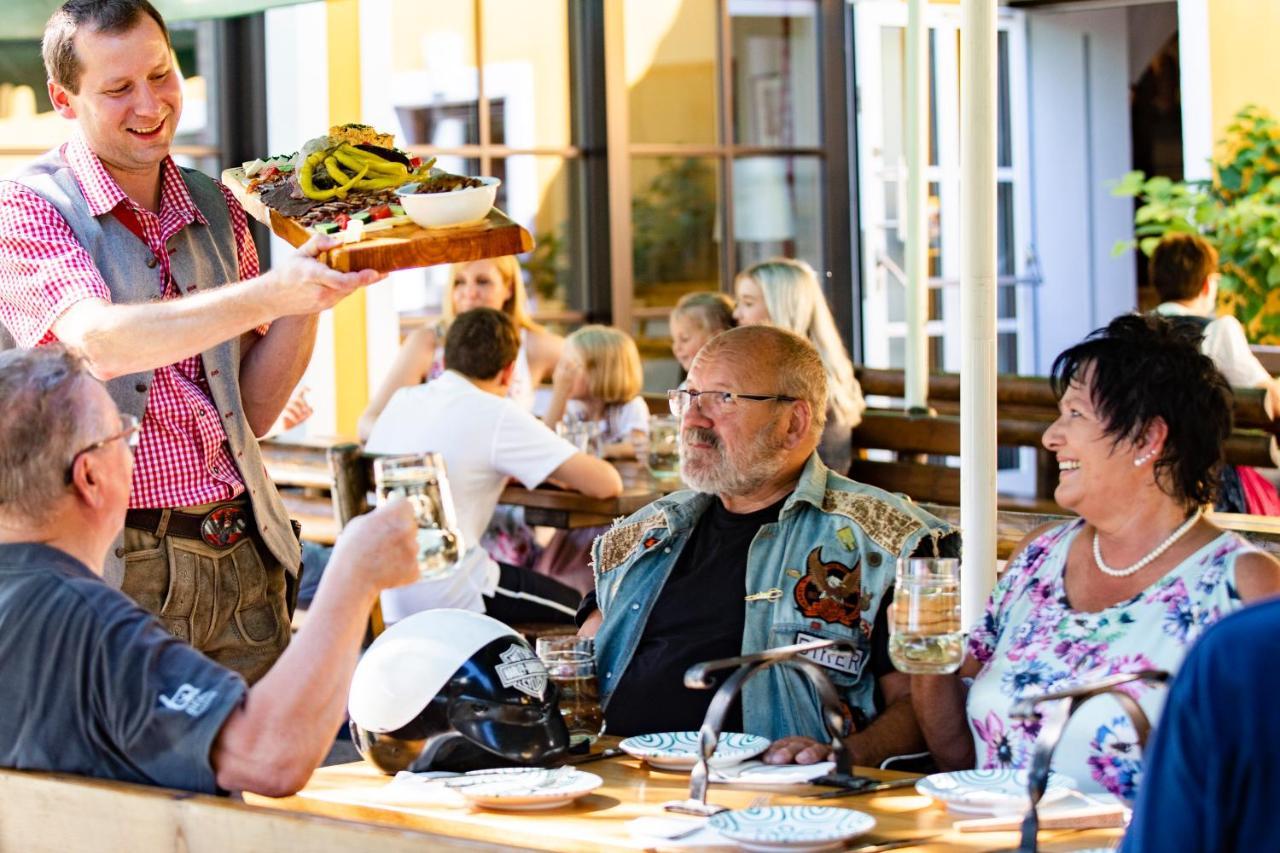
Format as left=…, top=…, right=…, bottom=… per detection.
left=200, top=505, right=248, bottom=549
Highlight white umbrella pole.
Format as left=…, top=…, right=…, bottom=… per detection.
left=960, top=0, right=998, bottom=628
left=905, top=0, right=930, bottom=412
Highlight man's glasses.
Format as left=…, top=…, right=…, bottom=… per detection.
left=65, top=413, right=141, bottom=484
left=668, top=388, right=797, bottom=419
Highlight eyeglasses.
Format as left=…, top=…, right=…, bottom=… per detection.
left=65, top=413, right=141, bottom=484
left=668, top=388, right=797, bottom=419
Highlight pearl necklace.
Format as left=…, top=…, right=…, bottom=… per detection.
left=1092, top=509, right=1203, bottom=578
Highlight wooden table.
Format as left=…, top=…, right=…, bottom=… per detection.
left=246, top=754, right=1122, bottom=852
left=500, top=461, right=677, bottom=528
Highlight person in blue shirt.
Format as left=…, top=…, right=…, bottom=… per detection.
left=0, top=345, right=419, bottom=796
left=1121, top=597, right=1280, bottom=853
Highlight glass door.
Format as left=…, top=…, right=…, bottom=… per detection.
left=853, top=0, right=1036, bottom=494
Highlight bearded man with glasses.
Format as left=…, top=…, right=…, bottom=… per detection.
left=0, top=345, right=421, bottom=796
left=578, top=326, right=959, bottom=767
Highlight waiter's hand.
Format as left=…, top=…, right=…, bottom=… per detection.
left=762, top=736, right=835, bottom=765
left=260, top=234, right=386, bottom=315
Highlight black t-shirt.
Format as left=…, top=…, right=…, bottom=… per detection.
left=579, top=503, right=903, bottom=737
left=0, top=543, right=246, bottom=793
left=598, top=496, right=787, bottom=736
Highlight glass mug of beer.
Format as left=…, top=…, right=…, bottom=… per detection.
left=372, top=453, right=464, bottom=579
left=535, top=636, right=605, bottom=748
left=646, top=414, right=680, bottom=481
left=889, top=558, right=964, bottom=674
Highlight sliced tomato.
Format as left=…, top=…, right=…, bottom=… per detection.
left=409, top=156, right=422, bottom=168
left=260, top=164, right=280, bottom=182
left=334, top=212, right=350, bottom=229
left=368, top=204, right=393, bottom=221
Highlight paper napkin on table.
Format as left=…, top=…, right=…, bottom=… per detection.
left=707, top=760, right=835, bottom=785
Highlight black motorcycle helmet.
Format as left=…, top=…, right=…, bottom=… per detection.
left=348, top=609, right=569, bottom=773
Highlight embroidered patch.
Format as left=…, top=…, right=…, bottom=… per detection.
left=593, top=516, right=667, bottom=574
left=836, top=526, right=857, bottom=551
left=793, top=546, right=869, bottom=628
left=822, top=491, right=925, bottom=555
left=795, top=631, right=866, bottom=678
left=495, top=644, right=548, bottom=699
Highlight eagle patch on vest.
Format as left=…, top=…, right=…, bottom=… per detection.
left=592, top=516, right=668, bottom=575
left=793, top=547, right=871, bottom=627
left=821, top=490, right=924, bottom=556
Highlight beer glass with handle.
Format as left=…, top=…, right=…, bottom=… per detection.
left=889, top=558, right=964, bottom=674
left=372, top=453, right=464, bottom=578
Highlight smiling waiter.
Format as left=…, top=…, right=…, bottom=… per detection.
left=0, top=0, right=386, bottom=682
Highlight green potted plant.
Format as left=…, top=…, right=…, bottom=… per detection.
left=1113, top=105, right=1280, bottom=343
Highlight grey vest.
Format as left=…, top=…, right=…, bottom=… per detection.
left=4, top=150, right=299, bottom=582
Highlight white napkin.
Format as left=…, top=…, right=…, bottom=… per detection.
left=298, top=770, right=467, bottom=810
left=707, top=760, right=835, bottom=786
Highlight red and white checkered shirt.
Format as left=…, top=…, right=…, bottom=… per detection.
left=0, top=132, right=261, bottom=509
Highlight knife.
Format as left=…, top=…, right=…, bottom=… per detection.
left=564, top=747, right=623, bottom=766
left=804, top=777, right=920, bottom=799
left=849, top=835, right=941, bottom=852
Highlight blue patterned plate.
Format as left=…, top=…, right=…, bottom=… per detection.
left=710, top=806, right=875, bottom=851
left=915, top=769, right=1078, bottom=815
left=618, top=731, right=771, bottom=770
left=443, top=767, right=602, bottom=810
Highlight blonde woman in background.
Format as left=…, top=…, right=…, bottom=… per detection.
left=733, top=258, right=865, bottom=475
left=357, top=256, right=563, bottom=441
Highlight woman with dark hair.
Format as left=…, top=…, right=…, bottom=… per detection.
left=910, top=314, right=1280, bottom=800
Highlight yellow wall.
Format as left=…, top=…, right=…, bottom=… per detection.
left=1207, top=0, right=1280, bottom=143
left=327, top=0, right=368, bottom=439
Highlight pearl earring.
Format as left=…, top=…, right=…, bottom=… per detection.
left=1134, top=449, right=1156, bottom=467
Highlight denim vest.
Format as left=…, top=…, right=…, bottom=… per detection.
left=4, top=150, right=299, bottom=582
left=591, top=453, right=960, bottom=742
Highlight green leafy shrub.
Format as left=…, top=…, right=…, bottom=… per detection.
left=1113, top=105, right=1280, bottom=343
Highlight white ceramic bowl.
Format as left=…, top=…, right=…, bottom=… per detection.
left=395, top=176, right=499, bottom=228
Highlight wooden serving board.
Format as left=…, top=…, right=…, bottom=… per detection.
left=222, top=168, right=534, bottom=273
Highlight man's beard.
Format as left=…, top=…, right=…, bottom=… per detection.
left=679, top=425, right=788, bottom=496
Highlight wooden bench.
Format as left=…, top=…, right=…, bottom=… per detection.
left=851, top=368, right=1276, bottom=510
left=0, top=768, right=511, bottom=852
left=260, top=435, right=344, bottom=545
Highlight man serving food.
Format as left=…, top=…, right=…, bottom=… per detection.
left=0, top=0, right=386, bottom=681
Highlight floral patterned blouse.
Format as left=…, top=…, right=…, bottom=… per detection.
left=966, top=519, right=1251, bottom=799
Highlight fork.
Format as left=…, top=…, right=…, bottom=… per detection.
left=663, top=794, right=771, bottom=841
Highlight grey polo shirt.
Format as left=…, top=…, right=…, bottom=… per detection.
left=0, top=543, right=246, bottom=793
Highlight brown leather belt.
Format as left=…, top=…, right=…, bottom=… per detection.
left=126, top=502, right=255, bottom=550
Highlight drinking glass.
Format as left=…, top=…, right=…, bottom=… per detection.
left=646, top=415, right=681, bottom=481
left=556, top=419, right=604, bottom=457
left=535, top=636, right=604, bottom=747
left=372, top=453, right=464, bottom=579
left=889, top=558, right=964, bottom=674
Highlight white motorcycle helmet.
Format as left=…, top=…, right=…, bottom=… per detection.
left=348, top=609, right=570, bottom=773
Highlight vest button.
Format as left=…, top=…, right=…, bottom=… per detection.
left=145, top=256, right=158, bottom=269
left=114, top=547, right=125, bottom=558
left=868, top=553, right=882, bottom=567
left=631, top=603, right=640, bottom=611
left=135, top=382, right=147, bottom=393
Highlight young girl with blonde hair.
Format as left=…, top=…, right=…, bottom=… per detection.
left=670, top=291, right=735, bottom=375
left=538, top=325, right=650, bottom=593
left=733, top=257, right=865, bottom=474
left=544, top=325, right=649, bottom=459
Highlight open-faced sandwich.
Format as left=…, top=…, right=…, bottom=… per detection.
left=234, top=124, right=492, bottom=241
